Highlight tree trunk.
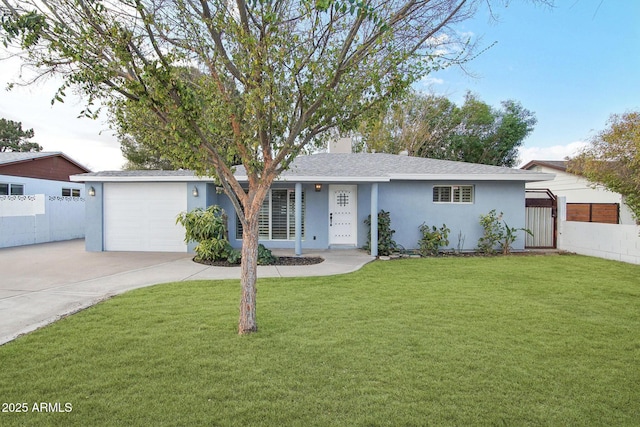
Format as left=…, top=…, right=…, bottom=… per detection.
left=238, top=204, right=260, bottom=334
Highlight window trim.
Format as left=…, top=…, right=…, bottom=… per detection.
left=0, top=182, right=25, bottom=196
left=62, top=188, right=81, bottom=197
left=433, top=185, right=474, bottom=204
left=236, top=188, right=305, bottom=240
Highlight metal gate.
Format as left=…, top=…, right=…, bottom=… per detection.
left=525, top=189, right=557, bottom=248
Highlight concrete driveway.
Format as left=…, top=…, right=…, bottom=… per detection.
left=0, top=239, right=373, bottom=345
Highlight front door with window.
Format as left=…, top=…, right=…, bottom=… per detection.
left=329, top=185, right=357, bottom=245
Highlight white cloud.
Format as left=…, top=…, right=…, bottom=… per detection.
left=517, top=141, right=589, bottom=167
left=419, top=76, right=445, bottom=86
left=458, top=31, right=475, bottom=40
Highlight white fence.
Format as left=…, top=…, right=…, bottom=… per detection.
left=0, top=195, right=85, bottom=248
left=557, top=197, right=640, bottom=265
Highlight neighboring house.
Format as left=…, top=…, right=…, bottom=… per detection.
left=521, top=160, right=635, bottom=225
left=0, top=151, right=90, bottom=197
left=0, top=152, right=91, bottom=248
left=72, top=151, right=553, bottom=255
left=521, top=160, right=640, bottom=265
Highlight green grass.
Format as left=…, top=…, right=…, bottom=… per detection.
left=1, top=255, right=639, bottom=426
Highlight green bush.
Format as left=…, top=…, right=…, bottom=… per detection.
left=227, top=247, right=242, bottom=265
left=502, top=221, right=533, bottom=255
left=418, top=223, right=450, bottom=256
left=477, top=209, right=533, bottom=255
left=477, top=209, right=504, bottom=254
left=177, top=205, right=231, bottom=261
left=177, top=206, right=279, bottom=265
left=364, top=210, right=398, bottom=256
left=194, top=239, right=231, bottom=261
left=257, top=244, right=276, bottom=265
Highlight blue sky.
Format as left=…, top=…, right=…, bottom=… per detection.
left=1, top=0, right=638, bottom=170
left=417, top=0, right=640, bottom=164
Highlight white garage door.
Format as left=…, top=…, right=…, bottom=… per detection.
left=104, top=183, right=187, bottom=252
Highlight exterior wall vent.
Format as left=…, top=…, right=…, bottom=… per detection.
left=328, top=137, right=352, bottom=153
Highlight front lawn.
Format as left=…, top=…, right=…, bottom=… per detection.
left=1, top=255, right=639, bottom=426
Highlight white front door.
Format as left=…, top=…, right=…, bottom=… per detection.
left=329, top=185, right=357, bottom=245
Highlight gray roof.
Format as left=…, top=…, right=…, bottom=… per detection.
left=275, top=153, right=542, bottom=179
left=72, top=153, right=554, bottom=183
left=78, top=169, right=197, bottom=178
left=0, top=151, right=62, bottom=165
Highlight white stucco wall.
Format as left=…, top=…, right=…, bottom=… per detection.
left=557, top=197, right=640, bottom=265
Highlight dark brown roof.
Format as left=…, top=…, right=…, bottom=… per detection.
left=0, top=152, right=91, bottom=181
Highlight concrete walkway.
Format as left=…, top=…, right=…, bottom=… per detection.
left=0, top=239, right=373, bottom=345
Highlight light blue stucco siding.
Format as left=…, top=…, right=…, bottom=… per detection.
left=82, top=179, right=527, bottom=254
left=186, top=182, right=209, bottom=252
left=84, top=183, right=104, bottom=251
left=356, top=183, right=372, bottom=249
left=1, top=175, right=84, bottom=196
left=378, top=180, right=527, bottom=251
left=305, top=183, right=329, bottom=248
left=205, top=183, right=219, bottom=208
left=222, top=180, right=527, bottom=252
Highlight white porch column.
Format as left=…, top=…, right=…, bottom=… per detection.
left=370, top=183, right=379, bottom=257
left=295, top=182, right=302, bottom=256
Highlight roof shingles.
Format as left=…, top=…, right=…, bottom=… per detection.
left=72, top=153, right=554, bottom=183
left=0, top=151, right=63, bottom=166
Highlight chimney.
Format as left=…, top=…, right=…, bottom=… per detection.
left=328, top=137, right=352, bottom=153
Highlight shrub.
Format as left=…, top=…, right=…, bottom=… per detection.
left=177, top=205, right=231, bottom=261
left=418, top=223, right=450, bottom=256
left=364, top=210, right=398, bottom=256
left=502, top=222, right=533, bottom=255
left=177, top=206, right=279, bottom=265
left=257, top=244, right=276, bottom=265
left=226, top=247, right=242, bottom=265
left=477, top=209, right=504, bottom=254
left=194, top=239, right=232, bottom=261
left=477, top=209, right=533, bottom=255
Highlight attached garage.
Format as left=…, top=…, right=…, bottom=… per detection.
left=103, top=182, right=187, bottom=252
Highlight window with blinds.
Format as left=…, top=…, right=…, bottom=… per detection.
left=62, top=188, right=81, bottom=197
left=236, top=189, right=305, bottom=240
left=271, top=190, right=288, bottom=239
left=258, top=192, right=270, bottom=238
left=432, top=186, right=451, bottom=203
left=433, top=185, right=474, bottom=203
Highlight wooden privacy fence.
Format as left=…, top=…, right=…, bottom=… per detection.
left=566, top=203, right=619, bottom=224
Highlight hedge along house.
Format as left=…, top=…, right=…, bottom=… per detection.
left=72, top=153, right=554, bottom=256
